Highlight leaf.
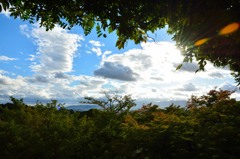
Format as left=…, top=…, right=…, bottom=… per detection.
left=176, top=64, right=183, bottom=70
left=116, top=37, right=126, bottom=49
left=2, top=1, right=10, bottom=11
left=96, top=24, right=101, bottom=32
left=108, top=27, right=114, bottom=34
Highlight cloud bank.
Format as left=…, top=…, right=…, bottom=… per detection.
left=1, top=25, right=239, bottom=106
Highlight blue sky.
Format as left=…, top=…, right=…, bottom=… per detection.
left=0, top=11, right=239, bottom=107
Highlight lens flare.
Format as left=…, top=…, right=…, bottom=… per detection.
left=219, top=22, right=239, bottom=35
left=194, top=38, right=209, bottom=46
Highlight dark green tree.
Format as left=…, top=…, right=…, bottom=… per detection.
left=186, top=89, right=240, bottom=158
left=1, top=92, right=240, bottom=158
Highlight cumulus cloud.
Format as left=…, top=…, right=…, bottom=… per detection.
left=26, top=75, right=50, bottom=83
left=0, top=73, right=107, bottom=104
left=20, top=25, right=84, bottom=74
left=208, top=72, right=224, bottom=78
left=150, top=77, right=164, bottom=81
left=0, top=36, right=236, bottom=106
left=94, top=62, right=139, bottom=81
left=88, top=40, right=109, bottom=57
left=0, top=76, right=11, bottom=85
left=90, top=41, right=219, bottom=102
left=176, top=83, right=198, bottom=91
left=152, top=88, right=157, bottom=92
left=55, top=72, right=69, bottom=79
left=0, top=56, right=17, bottom=61
left=91, top=47, right=102, bottom=56
left=219, top=82, right=238, bottom=92
left=96, top=42, right=187, bottom=83
left=99, top=48, right=152, bottom=71
left=174, top=62, right=199, bottom=72
left=100, top=50, right=112, bottom=60
left=77, top=76, right=106, bottom=88
left=0, top=75, right=26, bottom=98
left=89, top=40, right=105, bottom=47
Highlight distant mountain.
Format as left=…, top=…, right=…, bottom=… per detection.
left=65, top=100, right=187, bottom=111
left=156, top=100, right=187, bottom=107
left=135, top=100, right=187, bottom=109
left=66, top=104, right=100, bottom=111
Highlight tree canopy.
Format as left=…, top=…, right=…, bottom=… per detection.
left=1, top=0, right=240, bottom=82
left=1, top=90, right=240, bottom=158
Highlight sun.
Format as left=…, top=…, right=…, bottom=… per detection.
left=149, top=42, right=183, bottom=64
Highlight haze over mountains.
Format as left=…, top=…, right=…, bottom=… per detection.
left=65, top=100, right=187, bottom=111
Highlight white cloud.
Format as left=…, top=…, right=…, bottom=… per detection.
left=25, top=75, right=51, bottom=83
left=0, top=75, right=26, bottom=93
left=195, top=65, right=232, bottom=80
left=0, top=75, right=11, bottom=85
left=20, top=24, right=31, bottom=38
left=176, top=83, right=198, bottom=91
left=91, top=41, right=236, bottom=102
left=91, top=47, right=102, bottom=56
left=0, top=39, right=237, bottom=106
left=20, top=25, right=84, bottom=74
left=208, top=72, right=224, bottom=78
left=174, top=62, right=199, bottom=72
left=219, top=82, right=238, bottom=92
left=54, top=72, right=69, bottom=79
left=88, top=40, right=109, bottom=57
left=102, top=50, right=112, bottom=59
left=0, top=56, right=17, bottom=61
left=0, top=73, right=106, bottom=104
left=89, top=40, right=105, bottom=47
left=95, top=42, right=185, bottom=82
left=26, top=54, right=36, bottom=61
left=94, top=62, right=139, bottom=81
left=217, top=82, right=240, bottom=100
left=0, top=70, right=7, bottom=75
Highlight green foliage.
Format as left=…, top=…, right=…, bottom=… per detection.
left=166, top=1, right=240, bottom=83
left=1, top=90, right=240, bottom=158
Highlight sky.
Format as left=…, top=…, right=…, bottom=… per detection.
left=0, top=11, right=239, bottom=107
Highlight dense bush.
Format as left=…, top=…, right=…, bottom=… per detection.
left=0, top=90, right=240, bottom=159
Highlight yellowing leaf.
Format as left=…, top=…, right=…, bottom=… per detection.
left=219, top=22, right=239, bottom=35
left=194, top=38, right=209, bottom=46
